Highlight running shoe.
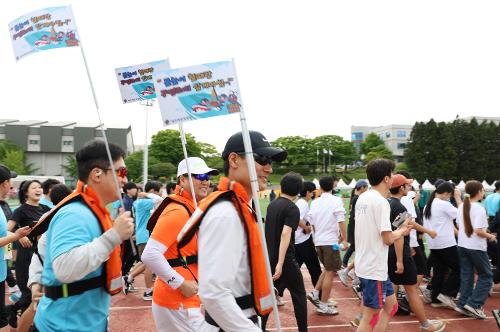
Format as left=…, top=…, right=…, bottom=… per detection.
left=143, top=290, right=153, bottom=301
left=464, top=304, right=487, bottom=319
left=337, top=268, right=350, bottom=287
left=454, top=306, right=473, bottom=317
left=420, top=286, right=432, bottom=304
left=316, top=304, right=339, bottom=316
left=437, top=294, right=457, bottom=309
left=306, top=291, right=321, bottom=309
left=327, top=298, right=337, bottom=308
left=420, top=319, right=446, bottom=332
left=122, top=275, right=132, bottom=295
left=352, top=285, right=363, bottom=300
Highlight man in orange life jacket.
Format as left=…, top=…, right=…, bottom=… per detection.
left=178, top=131, right=287, bottom=331
left=33, top=139, right=134, bottom=331
left=141, top=157, right=219, bottom=332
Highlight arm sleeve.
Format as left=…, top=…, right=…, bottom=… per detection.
left=146, top=193, right=164, bottom=209
left=198, top=203, right=261, bottom=332
left=472, top=205, right=489, bottom=230
left=28, top=233, right=47, bottom=287
left=445, top=202, right=458, bottom=219
left=52, top=229, right=122, bottom=284
left=141, top=238, right=184, bottom=289
left=379, top=201, right=393, bottom=233
left=285, top=205, right=300, bottom=231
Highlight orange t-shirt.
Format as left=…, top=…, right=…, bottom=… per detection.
left=150, top=201, right=200, bottom=309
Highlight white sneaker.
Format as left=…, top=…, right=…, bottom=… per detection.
left=316, top=305, right=339, bottom=316
left=7, top=285, right=20, bottom=294
left=420, top=287, right=432, bottom=304
left=437, top=294, right=457, bottom=309
left=327, top=298, right=337, bottom=307
left=307, top=291, right=321, bottom=309
left=347, top=268, right=356, bottom=280
left=464, top=304, right=487, bottom=319
left=276, top=295, right=285, bottom=307
left=337, top=268, right=350, bottom=287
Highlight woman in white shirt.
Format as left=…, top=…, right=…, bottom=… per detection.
left=455, top=181, right=495, bottom=319
left=423, top=182, right=462, bottom=309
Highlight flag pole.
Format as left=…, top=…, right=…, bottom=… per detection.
left=71, top=5, right=136, bottom=255
left=141, top=99, right=153, bottom=184
left=232, top=59, right=281, bottom=331
left=178, top=123, right=198, bottom=209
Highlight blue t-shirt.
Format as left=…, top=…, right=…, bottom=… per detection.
left=133, top=199, right=154, bottom=245
left=110, top=200, right=121, bottom=220
left=34, top=201, right=110, bottom=332
left=39, top=197, right=55, bottom=209
left=0, top=209, right=7, bottom=282
left=485, top=193, right=500, bottom=217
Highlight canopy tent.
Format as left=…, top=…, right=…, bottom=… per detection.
left=421, top=179, right=435, bottom=191
left=348, top=178, right=356, bottom=189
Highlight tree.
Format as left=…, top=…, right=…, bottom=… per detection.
left=360, top=133, right=385, bottom=155
left=62, top=155, right=78, bottom=179
left=199, top=142, right=223, bottom=171
left=364, top=144, right=394, bottom=163
left=149, top=130, right=202, bottom=165
left=0, top=140, right=37, bottom=174
left=150, top=162, right=176, bottom=180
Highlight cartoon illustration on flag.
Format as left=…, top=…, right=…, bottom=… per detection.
left=9, top=6, right=79, bottom=61
left=153, top=61, right=241, bottom=125
left=115, top=60, right=171, bottom=103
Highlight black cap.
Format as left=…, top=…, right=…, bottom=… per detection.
left=222, top=131, right=287, bottom=162
left=0, top=164, right=17, bottom=183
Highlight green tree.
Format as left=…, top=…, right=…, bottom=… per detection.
left=62, top=155, right=78, bottom=179
left=365, top=144, right=394, bottom=163
left=0, top=140, right=37, bottom=174
left=360, top=133, right=385, bottom=155
left=149, top=130, right=202, bottom=165
left=199, top=142, right=223, bottom=171
left=272, top=136, right=317, bottom=173
left=150, top=162, right=176, bottom=180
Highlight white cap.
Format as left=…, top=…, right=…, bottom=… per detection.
left=176, top=157, right=219, bottom=177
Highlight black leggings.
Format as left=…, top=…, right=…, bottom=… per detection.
left=429, top=246, right=460, bottom=301
left=13, top=248, right=32, bottom=313
left=262, top=259, right=308, bottom=332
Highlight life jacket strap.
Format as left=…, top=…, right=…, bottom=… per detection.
left=205, top=294, right=256, bottom=329
left=44, top=276, right=104, bottom=300
left=167, top=255, right=197, bottom=267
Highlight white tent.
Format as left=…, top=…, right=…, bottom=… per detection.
left=312, top=178, right=320, bottom=189
left=483, top=180, right=495, bottom=192
left=421, top=179, right=435, bottom=191
left=411, top=179, right=420, bottom=189
left=457, top=180, right=466, bottom=191
left=336, top=179, right=350, bottom=190
left=348, top=178, right=356, bottom=189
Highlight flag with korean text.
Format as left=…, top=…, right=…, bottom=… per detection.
left=9, top=6, right=80, bottom=61
left=115, top=60, right=171, bottom=103
left=153, top=61, right=241, bottom=125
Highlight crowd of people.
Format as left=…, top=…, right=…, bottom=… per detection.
left=0, top=130, right=498, bottom=331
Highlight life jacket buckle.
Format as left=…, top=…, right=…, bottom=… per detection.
left=62, top=284, right=69, bottom=298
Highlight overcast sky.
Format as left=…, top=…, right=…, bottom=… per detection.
left=2, top=1, right=500, bottom=151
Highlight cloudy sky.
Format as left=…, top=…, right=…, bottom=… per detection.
left=2, top=1, right=499, bottom=151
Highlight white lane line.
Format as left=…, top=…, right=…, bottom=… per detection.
left=110, top=305, right=151, bottom=311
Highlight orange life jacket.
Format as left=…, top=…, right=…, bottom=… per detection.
left=147, top=185, right=195, bottom=232
left=177, top=177, right=273, bottom=316
left=31, top=180, right=123, bottom=296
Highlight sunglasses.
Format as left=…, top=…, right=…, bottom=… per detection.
left=105, top=166, right=128, bottom=178
left=192, top=173, right=211, bottom=181
left=238, top=153, right=273, bottom=166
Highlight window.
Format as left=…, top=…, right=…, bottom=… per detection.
left=351, top=132, right=363, bottom=140
left=385, top=132, right=391, bottom=138
left=397, top=143, right=406, bottom=150
left=397, top=131, right=407, bottom=138
left=29, top=139, right=39, bottom=145
left=63, top=140, right=73, bottom=146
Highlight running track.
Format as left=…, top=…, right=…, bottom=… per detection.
left=106, top=267, right=500, bottom=331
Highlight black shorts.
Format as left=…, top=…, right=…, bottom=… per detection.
left=388, top=254, right=417, bottom=286
left=411, top=246, right=427, bottom=276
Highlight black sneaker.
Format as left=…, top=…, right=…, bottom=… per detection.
left=143, top=290, right=153, bottom=301
left=6, top=305, right=18, bottom=328
left=122, top=275, right=131, bottom=295
left=397, top=296, right=411, bottom=315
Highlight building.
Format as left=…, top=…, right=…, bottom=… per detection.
left=351, top=124, right=413, bottom=163
left=0, top=119, right=134, bottom=178
left=457, top=116, right=500, bottom=125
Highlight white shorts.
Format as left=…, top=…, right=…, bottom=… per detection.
left=152, top=302, right=211, bottom=332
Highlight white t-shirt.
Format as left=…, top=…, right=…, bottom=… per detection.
left=457, top=202, right=489, bottom=251
left=354, top=189, right=392, bottom=281
left=423, top=197, right=458, bottom=250
left=306, top=192, right=345, bottom=246
left=401, top=193, right=419, bottom=248
left=294, top=198, right=311, bottom=245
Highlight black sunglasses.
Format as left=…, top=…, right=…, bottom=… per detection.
left=238, top=153, right=273, bottom=166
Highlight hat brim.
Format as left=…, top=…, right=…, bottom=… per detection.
left=179, top=167, right=220, bottom=177
left=254, top=147, right=288, bottom=162
left=10, top=171, right=17, bottom=179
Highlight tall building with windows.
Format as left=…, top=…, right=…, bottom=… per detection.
left=0, top=119, right=134, bottom=178
left=351, top=124, right=413, bottom=163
